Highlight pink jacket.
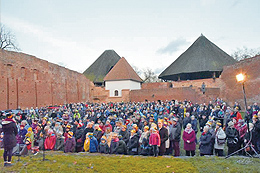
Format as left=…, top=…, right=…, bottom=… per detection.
left=149, top=132, right=161, bottom=146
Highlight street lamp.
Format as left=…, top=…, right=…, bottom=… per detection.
left=236, top=73, right=249, bottom=129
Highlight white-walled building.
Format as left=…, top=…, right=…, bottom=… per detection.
left=104, top=57, right=143, bottom=97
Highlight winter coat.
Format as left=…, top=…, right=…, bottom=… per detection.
left=139, top=131, right=149, bottom=144
left=127, top=134, right=139, bottom=152
left=75, top=127, right=84, bottom=147
left=149, top=132, right=161, bottom=146
left=165, top=126, right=170, bottom=148
left=2, top=119, right=18, bottom=150
left=191, top=119, right=198, bottom=133
left=140, top=138, right=150, bottom=156
left=116, top=140, right=127, bottom=155
left=98, top=142, right=110, bottom=154
left=110, top=138, right=119, bottom=154
left=199, top=118, right=208, bottom=132
left=182, top=128, right=196, bottom=151
left=183, top=117, right=191, bottom=129
left=17, top=128, right=27, bottom=144
left=83, top=137, right=90, bottom=152
left=119, top=130, right=129, bottom=144
left=214, top=127, right=226, bottom=150
left=169, top=122, right=181, bottom=142
left=64, top=137, right=76, bottom=153
left=44, top=133, right=56, bottom=150
left=199, top=131, right=212, bottom=155
left=226, top=127, right=239, bottom=148
left=89, top=137, right=98, bottom=153
left=238, top=124, right=247, bottom=139
left=93, top=129, right=103, bottom=142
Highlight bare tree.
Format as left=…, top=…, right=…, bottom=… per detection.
left=232, top=46, right=260, bottom=61
left=0, top=24, right=20, bottom=51
left=132, top=65, right=142, bottom=76
left=143, top=68, right=159, bottom=83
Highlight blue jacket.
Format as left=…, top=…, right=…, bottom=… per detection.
left=89, top=137, right=98, bottom=153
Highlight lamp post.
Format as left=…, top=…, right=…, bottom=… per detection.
left=236, top=73, right=249, bottom=130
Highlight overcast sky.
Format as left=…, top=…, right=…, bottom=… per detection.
left=1, top=0, right=260, bottom=75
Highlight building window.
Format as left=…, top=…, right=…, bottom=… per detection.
left=114, top=90, right=119, bottom=96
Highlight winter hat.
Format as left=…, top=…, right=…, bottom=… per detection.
left=27, top=127, right=33, bottom=132
left=26, top=138, right=32, bottom=143
left=68, top=131, right=73, bottom=137
left=88, top=133, right=93, bottom=138
left=131, top=129, right=136, bottom=133
left=216, top=122, right=222, bottom=127
left=78, top=123, right=83, bottom=128
left=144, top=126, right=149, bottom=130
left=66, top=124, right=71, bottom=129
left=20, top=124, right=25, bottom=128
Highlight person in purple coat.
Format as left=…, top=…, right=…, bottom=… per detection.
left=2, top=114, right=18, bottom=167
left=64, top=131, right=76, bottom=153
left=182, top=123, right=196, bottom=156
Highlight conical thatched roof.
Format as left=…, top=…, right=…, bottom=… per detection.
left=159, top=35, right=236, bottom=81
left=104, top=57, right=143, bottom=82
left=83, top=50, right=121, bottom=84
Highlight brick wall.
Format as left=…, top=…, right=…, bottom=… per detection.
left=0, top=50, right=92, bottom=110
left=220, top=55, right=260, bottom=107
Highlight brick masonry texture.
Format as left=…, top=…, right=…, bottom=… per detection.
left=0, top=49, right=259, bottom=110
left=0, top=50, right=92, bottom=110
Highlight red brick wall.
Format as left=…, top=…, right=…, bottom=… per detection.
left=142, top=82, right=171, bottom=89
left=0, top=50, right=92, bottom=110
left=220, top=55, right=260, bottom=107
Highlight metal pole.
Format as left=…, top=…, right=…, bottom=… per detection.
left=242, top=82, right=250, bottom=133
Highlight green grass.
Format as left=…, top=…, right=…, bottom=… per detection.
left=1, top=150, right=260, bottom=173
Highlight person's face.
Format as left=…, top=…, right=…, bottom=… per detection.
left=158, top=122, right=163, bottom=128
left=203, top=127, right=208, bottom=133
left=144, top=128, right=148, bottom=132
left=187, top=125, right=191, bottom=129
left=216, top=125, right=219, bottom=129
left=122, top=127, right=126, bottom=131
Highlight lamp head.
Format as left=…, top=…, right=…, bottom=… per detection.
left=236, top=73, right=245, bottom=83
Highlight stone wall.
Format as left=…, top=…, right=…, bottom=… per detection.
left=220, top=55, right=260, bottom=107
left=0, top=50, right=92, bottom=110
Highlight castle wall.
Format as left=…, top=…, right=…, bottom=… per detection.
left=220, top=55, right=260, bottom=107
left=0, top=50, right=92, bottom=110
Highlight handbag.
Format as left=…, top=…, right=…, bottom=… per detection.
left=217, top=137, right=226, bottom=145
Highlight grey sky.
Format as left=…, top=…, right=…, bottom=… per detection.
left=1, top=0, right=260, bottom=75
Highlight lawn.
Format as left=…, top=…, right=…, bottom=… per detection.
left=1, top=150, right=260, bottom=173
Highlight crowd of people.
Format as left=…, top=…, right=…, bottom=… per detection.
left=1, top=99, right=260, bottom=167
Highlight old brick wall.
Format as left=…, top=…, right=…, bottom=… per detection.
left=129, top=87, right=220, bottom=104
left=220, top=55, right=260, bottom=108
left=0, top=50, right=92, bottom=110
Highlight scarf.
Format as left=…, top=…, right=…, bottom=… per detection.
left=4, top=118, right=16, bottom=123
left=184, top=128, right=193, bottom=134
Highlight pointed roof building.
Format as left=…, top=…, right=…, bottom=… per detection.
left=83, top=50, right=121, bottom=85
left=104, top=57, right=143, bottom=82
left=159, top=34, right=236, bottom=81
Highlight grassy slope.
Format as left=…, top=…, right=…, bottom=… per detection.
left=1, top=150, right=260, bottom=173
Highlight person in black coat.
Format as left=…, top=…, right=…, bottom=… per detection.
left=127, top=130, right=139, bottom=155
left=119, top=125, right=129, bottom=145
left=2, top=114, right=18, bottom=167
left=158, top=120, right=168, bottom=156
left=199, top=126, right=212, bottom=156
left=226, top=121, right=239, bottom=155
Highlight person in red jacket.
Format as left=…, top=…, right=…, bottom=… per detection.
left=149, top=128, right=161, bottom=157
left=44, top=129, right=56, bottom=150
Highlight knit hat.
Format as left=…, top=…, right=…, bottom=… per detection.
left=68, top=131, right=73, bottom=137
left=66, top=124, right=71, bottom=129
left=88, top=133, right=93, bottom=138
left=26, top=138, right=31, bottom=143
left=216, top=122, right=222, bottom=127
left=131, top=129, right=136, bottom=133
left=78, top=123, right=83, bottom=128
left=27, top=127, right=33, bottom=132
left=144, top=126, right=149, bottom=130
